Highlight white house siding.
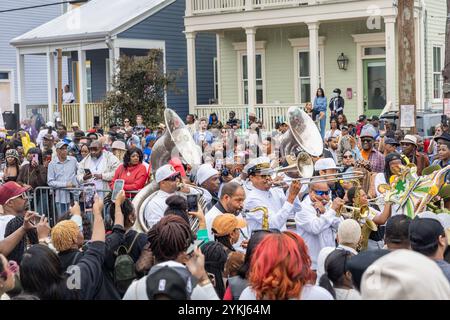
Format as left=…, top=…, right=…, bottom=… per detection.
left=423, top=0, right=446, bottom=109
left=0, top=0, right=67, bottom=111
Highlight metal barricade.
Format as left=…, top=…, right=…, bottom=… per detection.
left=31, top=187, right=139, bottom=227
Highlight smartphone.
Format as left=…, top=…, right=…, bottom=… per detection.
left=45, top=154, right=52, bottom=163
left=82, top=183, right=96, bottom=211
left=186, top=239, right=206, bottom=256
left=32, top=154, right=39, bottom=164
left=215, top=158, right=223, bottom=170
left=186, top=194, right=198, bottom=212
left=111, top=179, right=125, bottom=202
left=84, top=168, right=91, bottom=175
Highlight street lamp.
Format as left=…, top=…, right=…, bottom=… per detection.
left=337, top=53, right=349, bottom=70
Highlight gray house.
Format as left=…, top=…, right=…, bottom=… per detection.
left=0, top=0, right=67, bottom=115
left=11, top=0, right=216, bottom=130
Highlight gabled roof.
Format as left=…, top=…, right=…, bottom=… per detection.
left=11, top=0, right=174, bottom=46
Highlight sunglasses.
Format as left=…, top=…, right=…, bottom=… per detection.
left=361, top=138, right=373, bottom=143
left=124, top=120, right=130, bottom=123
left=164, top=174, right=180, bottom=182
left=313, top=190, right=330, bottom=196
left=343, top=155, right=353, bottom=159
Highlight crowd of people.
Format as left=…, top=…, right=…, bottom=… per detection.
left=0, top=102, right=450, bottom=301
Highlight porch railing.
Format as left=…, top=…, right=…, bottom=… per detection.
left=188, top=0, right=312, bottom=15
left=26, top=103, right=107, bottom=131
left=194, top=104, right=303, bottom=132
left=60, top=103, right=80, bottom=129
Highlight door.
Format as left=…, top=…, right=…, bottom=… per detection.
left=0, top=71, right=12, bottom=112
left=363, top=59, right=386, bottom=117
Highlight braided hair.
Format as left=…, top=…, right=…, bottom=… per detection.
left=201, top=241, right=228, bottom=299
left=147, top=215, right=193, bottom=263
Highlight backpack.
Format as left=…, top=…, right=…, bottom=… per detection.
left=113, top=232, right=140, bottom=295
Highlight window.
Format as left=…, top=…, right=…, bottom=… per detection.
left=364, top=47, right=386, bottom=56
left=86, top=60, right=92, bottom=103
left=298, top=51, right=321, bottom=103
left=213, top=58, right=219, bottom=102
left=0, top=72, right=9, bottom=80
left=241, top=54, right=263, bottom=104
left=433, top=46, right=443, bottom=100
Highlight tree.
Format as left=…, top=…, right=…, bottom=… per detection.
left=103, top=50, right=181, bottom=128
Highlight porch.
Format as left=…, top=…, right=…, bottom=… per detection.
left=185, top=0, right=401, bottom=121
left=26, top=103, right=108, bottom=130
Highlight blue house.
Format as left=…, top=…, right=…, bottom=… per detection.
left=11, top=0, right=216, bottom=130
left=0, top=0, right=67, bottom=116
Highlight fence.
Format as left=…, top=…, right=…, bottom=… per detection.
left=30, top=187, right=138, bottom=227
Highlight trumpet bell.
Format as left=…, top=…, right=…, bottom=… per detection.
left=365, top=219, right=378, bottom=232
left=273, top=152, right=314, bottom=179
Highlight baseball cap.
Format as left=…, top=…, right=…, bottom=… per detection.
left=346, top=249, right=390, bottom=291
left=361, top=249, right=450, bottom=300
left=436, top=132, right=450, bottom=144
left=155, top=164, right=179, bottom=183
left=146, top=266, right=191, bottom=300
left=55, top=141, right=69, bottom=149
left=384, top=137, right=399, bottom=146
left=360, top=126, right=376, bottom=139
left=314, top=158, right=339, bottom=171
left=71, top=122, right=79, bottom=128
left=341, top=125, right=349, bottom=131
left=46, top=121, right=55, bottom=128
left=370, top=115, right=379, bottom=121
left=400, top=134, right=418, bottom=147
left=157, top=123, right=166, bottom=130
left=212, top=214, right=247, bottom=237
left=358, top=115, right=367, bottom=122
left=0, top=182, right=31, bottom=205
left=417, top=211, right=450, bottom=245
left=74, top=130, right=85, bottom=138
left=409, top=217, right=445, bottom=251
left=195, top=163, right=219, bottom=185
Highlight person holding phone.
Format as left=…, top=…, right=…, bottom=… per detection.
left=17, top=148, right=48, bottom=191
left=77, top=140, right=120, bottom=197
left=47, top=141, right=79, bottom=218
left=110, top=148, right=148, bottom=198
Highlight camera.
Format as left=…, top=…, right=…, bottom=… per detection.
left=221, top=168, right=230, bottom=177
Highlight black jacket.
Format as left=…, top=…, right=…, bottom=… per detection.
left=59, top=241, right=121, bottom=300
left=329, top=96, right=345, bottom=115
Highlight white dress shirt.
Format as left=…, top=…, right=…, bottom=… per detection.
left=144, top=190, right=173, bottom=228
left=243, top=182, right=297, bottom=234
left=205, top=203, right=248, bottom=251
left=295, top=196, right=343, bottom=269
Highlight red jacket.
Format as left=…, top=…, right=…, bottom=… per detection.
left=110, top=163, right=148, bottom=197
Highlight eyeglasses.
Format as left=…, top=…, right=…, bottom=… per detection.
left=313, top=190, right=330, bottom=196
left=343, top=155, right=353, bottom=159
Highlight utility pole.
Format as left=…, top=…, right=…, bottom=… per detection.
left=397, top=0, right=417, bottom=133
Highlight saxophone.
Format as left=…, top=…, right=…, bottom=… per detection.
left=249, top=207, right=269, bottom=230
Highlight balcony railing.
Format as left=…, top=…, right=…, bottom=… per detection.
left=194, top=104, right=303, bottom=132
left=187, top=0, right=320, bottom=16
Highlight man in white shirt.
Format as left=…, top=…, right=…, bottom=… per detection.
left=205, top=182, right=247, bottom=248
left=144, top=165, right=180, bottom=228
left=76, top=140, right=120, bottom=195
left=62, top=84, right=75, bottom=104
left=295, top=181, right=345, bottom=270
left=243, top=157, right=301, bottom=234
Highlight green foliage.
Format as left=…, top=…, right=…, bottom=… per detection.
left=103, top=49, right=182, bottom=128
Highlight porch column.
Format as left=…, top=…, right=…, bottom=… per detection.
left=46, top=49, right=56, bottom=120
left=16, top=51, right=26, bottom=121
left=186, top=32, right=197, bottom=114
left=307, top=22, right=320, bottom=103
left=385, top=16, right=397, bottom=110
left=77, top=48, right=87, bottom=130
left=246, top=27, right=257, bottom=113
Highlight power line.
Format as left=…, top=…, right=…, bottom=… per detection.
left=0, top=0, right=87, bottom=14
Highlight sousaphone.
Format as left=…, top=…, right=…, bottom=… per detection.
left=132, top=108, right=203, bottom=233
